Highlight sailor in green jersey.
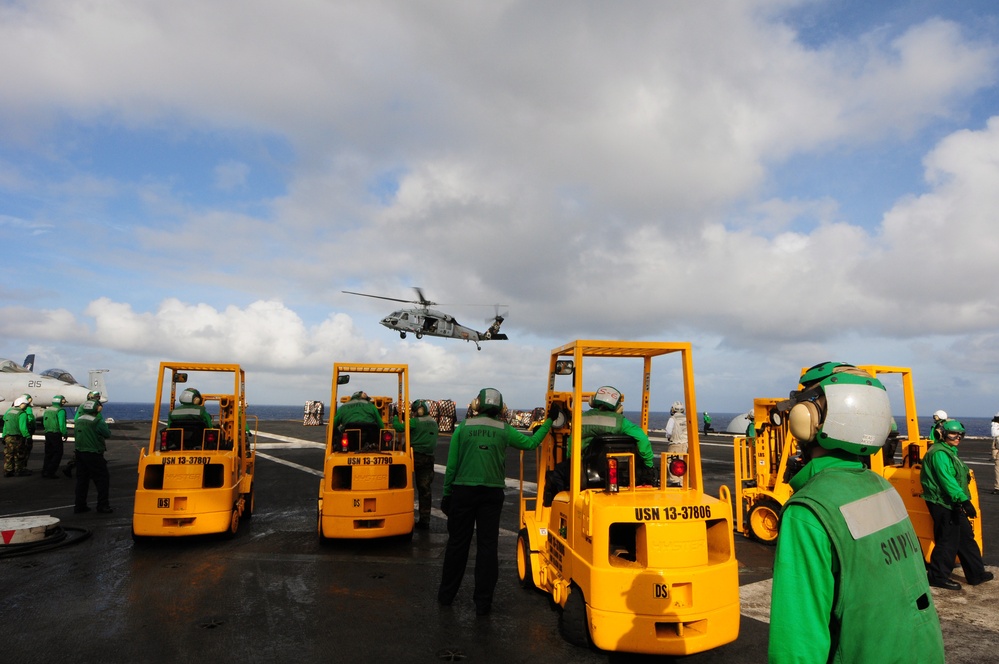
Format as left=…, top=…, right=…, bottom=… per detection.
left=64, top=390, right=102, bottom=478
left=73, top=399, right=113, bottom=513
left=929, top=409, right=947, bottom=443
left=769, top=362, right=944, bottom=664
left=41, top=395, right=69, bottom=478
left=3, top=395, right=34, bottom=477
left=438, top=388, right=556, bottom=616
left=702, top=411, right=712, bottom=434
left=333, top=391, right=385, bottom=448
left=542, top=385, right=655, bottom=505
left=392, top=399, right=439, bottom=529
left=168, top=388, right=214, bottom=429
left=921, top=419, right=992, bottom=589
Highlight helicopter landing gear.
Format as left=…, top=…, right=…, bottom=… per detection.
left=416, top=332, right=423, bottom=339
left=399, top=332, right=407, bottom=339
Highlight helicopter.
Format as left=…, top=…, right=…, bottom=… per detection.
left=342, top=288, right=508, bottom=350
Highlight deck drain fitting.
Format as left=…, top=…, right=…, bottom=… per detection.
left=198, top=618, right=226, bottom=630
left=435, top=648, right=467, bottom=661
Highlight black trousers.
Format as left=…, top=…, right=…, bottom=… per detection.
left=75, top=451, right=110, bottom=510
left=438, top=485, right=504, bottom=609
left=42, top=432, right=64, bottom=477
left=926, top=500, right=987, bottom=583
left=413, top=452, right=435, bottom=522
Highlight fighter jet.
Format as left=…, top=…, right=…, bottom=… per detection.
left=0, top=357, right=107, bottom=409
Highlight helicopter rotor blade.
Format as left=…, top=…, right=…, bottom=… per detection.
left=342, top=290, right=421, bottom=305
left=412, top=287, right=437, bottom=307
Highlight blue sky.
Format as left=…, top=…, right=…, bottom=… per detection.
left=3, top=0, right=999, bottom=417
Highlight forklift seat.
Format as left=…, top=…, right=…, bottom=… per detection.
left=339, top=423, right=381, bottom=451
left=583, top=434, right=637, bottom=489
left=176, top=422, right=206, bottom=450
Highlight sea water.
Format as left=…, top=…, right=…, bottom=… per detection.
left=97, top=404, right=997, bottom=438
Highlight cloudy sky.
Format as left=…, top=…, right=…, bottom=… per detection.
left=3, top=0, right=999, bottom=417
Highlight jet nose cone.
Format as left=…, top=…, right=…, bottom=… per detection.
left=66, top=385, right=96, bottom=404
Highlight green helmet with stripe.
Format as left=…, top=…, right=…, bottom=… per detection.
left=788, top=362, right=891, bottom=456
left=475, top=388, right=503, bottom=415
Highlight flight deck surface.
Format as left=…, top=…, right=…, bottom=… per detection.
left=2, top=420, right=996, bottom=663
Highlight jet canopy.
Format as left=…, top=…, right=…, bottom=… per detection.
left=40, top=368, right=80, bottom=384
left=0, top=359, right=31, bottom=374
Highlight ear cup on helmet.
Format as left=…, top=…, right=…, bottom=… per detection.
left=789, top=401, right=820, bottom=442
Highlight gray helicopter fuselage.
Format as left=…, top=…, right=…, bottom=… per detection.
left=380, top=308, right=476, bottom=340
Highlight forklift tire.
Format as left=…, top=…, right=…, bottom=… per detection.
left=748, top=498, right=781, bottom=545
left=245, top=486, right=255, bottom=519
left=516, top=529, right=535, bottom=589
left=131, top=528, right=151, bottom=547
left=317, top=504, right=330, bottom=545
left=226, top=508, right=240, bottom=538
left=559, top=583, right=592, bottom=648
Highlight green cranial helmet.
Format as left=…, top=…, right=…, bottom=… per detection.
left=87, top=391, right=101, bottom=401
left=351, top=391, right=370, bottom=401
left=476, top=388, right=503, bottom=415
left=179, top=388, right=202, bottom=405
left=790, top=362, right=891, bottom=456
left=590, top=386, right=622, bottom=411
left=53, top=395, right=66, bottom=406
left=411, top=400, right=429, bottom=416
left=942, top=419, right=966, bottom=437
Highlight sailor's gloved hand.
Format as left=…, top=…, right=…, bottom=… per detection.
left=962, top=500, right=977, bottom=519
left=440, top=496, right=452, bottom=516
left=547, top=402, right=562, bottom=423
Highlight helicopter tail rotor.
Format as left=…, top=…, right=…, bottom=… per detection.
left=483, top=306, right=509, bottom=340
left=485, top=305, right=509, bottom=325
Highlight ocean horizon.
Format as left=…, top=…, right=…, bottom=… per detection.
left=97, top=403, right=997, bottom=438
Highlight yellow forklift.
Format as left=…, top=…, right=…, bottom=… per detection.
left=132, top=362, right=256, bottom=541
left=731, top=365, right=983, bottom=558
left=317, top=363, right=414, bottom=540
left=517, top=340, right=740, bottom=656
